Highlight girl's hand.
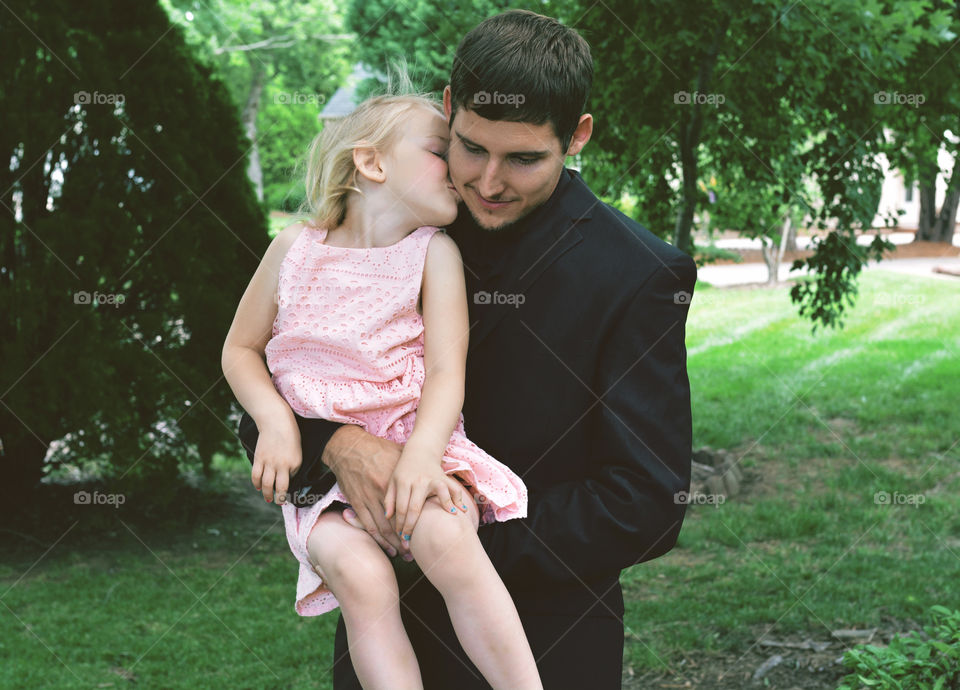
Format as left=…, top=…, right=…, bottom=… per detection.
left=384, top=446, right=468, bottom=541
left=251, top=413, right=302, bottom=505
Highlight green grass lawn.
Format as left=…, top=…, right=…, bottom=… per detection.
left=622, top=269, right=960, bottom=680
left=1, top=269, right=958, bottom=688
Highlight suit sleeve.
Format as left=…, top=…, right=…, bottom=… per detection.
left=478, top=253, right=697, bottom=587
left=238, top=410, right=342, bottom=496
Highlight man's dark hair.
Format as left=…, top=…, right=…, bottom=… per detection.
left=449, top=10, right=593, bottom=152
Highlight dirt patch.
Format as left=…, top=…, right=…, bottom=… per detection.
left=625, top=618, right=925, bottom=689
left=705, top=239, right=959, bottom=266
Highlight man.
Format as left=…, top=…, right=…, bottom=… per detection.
left=240, top=9, right=696, bottom=688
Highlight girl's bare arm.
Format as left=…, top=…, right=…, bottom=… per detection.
left=386, top=231, right=472, bottom=536
left=221, top=223, right=305, bottom=503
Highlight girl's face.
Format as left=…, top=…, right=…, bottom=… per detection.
left=381, top=107, right=460, bottom=228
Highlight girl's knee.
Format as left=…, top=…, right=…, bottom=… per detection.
left=409, top=499, right=478, bottom=561
left=307, top=511, right=391, bottom=595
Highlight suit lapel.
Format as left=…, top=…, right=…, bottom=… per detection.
left=468, top=170, right=595, bottom=353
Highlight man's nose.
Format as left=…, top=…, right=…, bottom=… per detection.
left=476, top=160, right=506, bottom=199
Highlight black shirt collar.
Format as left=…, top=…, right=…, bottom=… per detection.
left=448, top=168, right=578, bottom=279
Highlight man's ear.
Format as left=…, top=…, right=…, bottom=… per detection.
left=564, top=114, right=593, bottom=157
left=353, top=144, right=385, bottom=184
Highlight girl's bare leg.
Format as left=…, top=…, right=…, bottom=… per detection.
left=409, top=498, right=543, bottom=690
left=307, top=510, right=422, bottom=690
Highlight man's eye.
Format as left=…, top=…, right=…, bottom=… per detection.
left=514, top=157, right=538, bottom=166
left=463, top=143, right=483, bottom=155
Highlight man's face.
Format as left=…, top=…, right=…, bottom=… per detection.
left=443, top=88, right=569, bottom=232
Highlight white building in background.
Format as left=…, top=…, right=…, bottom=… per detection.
left=873, top=131, right=958, bottom=231
left=320, top=63, right=375, bottom=122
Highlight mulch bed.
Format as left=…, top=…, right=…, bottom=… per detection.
left=705, top=239, right=960, bottom=266
left=625, top=618, right=925, bottom=689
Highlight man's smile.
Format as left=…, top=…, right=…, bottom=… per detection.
left=470, top=187, right=516, bottom=210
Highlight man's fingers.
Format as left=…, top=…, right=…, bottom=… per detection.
left=383, top=483, right=396, bottom=520
left=353, top=504, right=399, bottom=557
left=341, top=507, right=364, bottom=530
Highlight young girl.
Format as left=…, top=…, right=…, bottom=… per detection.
left=221, top=94, right=543, bottom=690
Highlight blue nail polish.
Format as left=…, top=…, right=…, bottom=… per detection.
left=403, top=534, right=410, bottom=541
left=461, top=505, right=467, bottom=510
left=450, top=507, right=456, bottom=513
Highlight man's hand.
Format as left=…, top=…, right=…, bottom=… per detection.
left=251, top=411, right=302, bottom=505
left=323, top=425, right=406, bottom=558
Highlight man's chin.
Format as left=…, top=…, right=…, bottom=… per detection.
left=464, top=204, right=526, bottom=235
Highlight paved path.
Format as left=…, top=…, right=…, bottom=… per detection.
left=697, top=256, right=960, bottom=287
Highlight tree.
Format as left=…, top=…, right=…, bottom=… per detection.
left=577, top=0, right=952, bottom=328
left=345, top=0, right=529, bottom=95
left=0, top=0, right=268, bottom=510
left=343, top=0, right=953, bottom=329
left=161, top=0, right=352, bottom=204
left=876, top=0, right=960, bottom=244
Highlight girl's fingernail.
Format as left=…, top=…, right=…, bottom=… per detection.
left=450, top=507, right=456, bottom=513
left=403, top=534, right=410, bottom=541
left=461, top=505, right=467, bottom=510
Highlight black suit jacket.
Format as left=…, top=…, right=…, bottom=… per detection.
left=239, top=168, right=696, bottom=686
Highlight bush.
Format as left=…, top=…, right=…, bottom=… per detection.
left=0, top=0, right=268, bottom=514
left=837, top=606, right=960, bottom=689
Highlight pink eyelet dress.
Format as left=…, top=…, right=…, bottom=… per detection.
left=264, top=223, right=528, bottom=617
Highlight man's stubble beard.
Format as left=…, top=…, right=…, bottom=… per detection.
left=465, top=203, right=534, bottom=236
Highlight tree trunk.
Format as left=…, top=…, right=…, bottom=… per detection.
left=784, top=215, right=798, bottom=251
left=930, top=160, right=960, bottom=243
left=915, top=183, right=937, bottom=240
left=914, top=157, right=939, bottom=241
left=761, top=216, right=792, bottom=284
left=0, top=424, right=48, bottom=512
left=243, top=65, right=266, bottom=203
left=675, top=116, right=698, bottom=255
left=673, top=15, right=731, bottom=254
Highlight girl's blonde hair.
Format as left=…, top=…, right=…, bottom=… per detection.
left=300, top=93, right=443, bottom=230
